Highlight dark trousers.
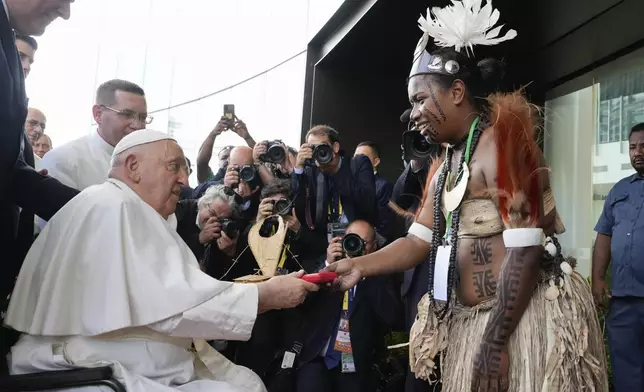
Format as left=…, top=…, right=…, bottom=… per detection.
left=405, top=366, right=435, bottom=392
left=607, top=296, right=644, bottom=392
left=296, top=358, right=361, bottom=392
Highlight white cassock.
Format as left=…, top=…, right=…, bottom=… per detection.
left=4, top=178, right=265, bottom=392
left=38, top=129, right=115, bottom=230
left=40, top=129, right=114, bottom=190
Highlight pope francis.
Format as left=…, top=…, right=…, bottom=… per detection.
left=3, top=130, right=319, bottom=391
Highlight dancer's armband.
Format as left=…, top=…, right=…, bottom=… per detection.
left=502, top=228, right=543, bottom=248
left=407, top=222, right=433, bottom=244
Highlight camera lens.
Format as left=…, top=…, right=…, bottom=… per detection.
left=313, top=144, right=333, bottom=164
left=274, top=198, right=291, bottom=215
left=412, top=133, right=432, bottom=155
left=266, top=144, right=286, bottom=163
left=342, top=233, right=365, bottom=257
left=239, top=165, right=256, bottom=182
left=220, top=219, right=240, bottom=239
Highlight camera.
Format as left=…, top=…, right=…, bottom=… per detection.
left=218, top=218, right=240, bottom=239
left=342, top=233, right=366, bottom=257
left=232, top=164, right=256, bottom=183
left=260, top=140, right=286, bottom=164
left=402, top=130, right=442, bottom=161
left=328, top=222, right=347, bottom=240
left=273, top=198, right=292, bottom=216
left=307, top=143, right=334, bottom=165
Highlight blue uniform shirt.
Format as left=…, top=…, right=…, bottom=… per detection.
left=595, top=173, right=644, bottom=297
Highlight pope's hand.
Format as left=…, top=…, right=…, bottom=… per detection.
left=257, top=270, right=319, bottom=313
left=322, top=258, right=362, bottom=292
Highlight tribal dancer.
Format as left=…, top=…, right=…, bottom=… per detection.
left=325, top=1, right=609, bottom=391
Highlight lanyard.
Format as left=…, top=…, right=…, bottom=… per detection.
left=444, top=117, right=480, bottom=243
left=342, top=288, right=354, bottom=311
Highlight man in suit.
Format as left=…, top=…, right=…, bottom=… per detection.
left=1, top=0, right=78, bottom=375
left=14, top=33, right=36, bottom=77
left=291, top=125, right=378, bottom=265
left=296, top=220, right=400, bottom=392
left=355, top=141, right=395, bottom=242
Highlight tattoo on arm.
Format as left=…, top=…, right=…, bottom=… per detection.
left=481, top=247, right=541, bottom=347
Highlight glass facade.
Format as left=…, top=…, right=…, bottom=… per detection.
left=25, top=0, right=345, bottom=186
left=545, top=49, right=644, bottom=276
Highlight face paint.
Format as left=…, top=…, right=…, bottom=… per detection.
left=419, top=103, right=440, bottom=142
left=428, top=82, right=448, bottom=122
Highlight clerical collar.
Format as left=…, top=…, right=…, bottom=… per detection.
left=92, top=129, right=115, bottom=155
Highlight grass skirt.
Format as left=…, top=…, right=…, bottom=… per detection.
left=409, top=271, right=609, bottom=392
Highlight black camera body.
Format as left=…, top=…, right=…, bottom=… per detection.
left=232, top=164, right=256, bottom=184
left=260, top=140, right=286, bottom=164
left=306, top=143, right=334, bottom=166
left=272, top=198, right=292, bottom=216
left=402, top=130, right=442, bottom=162
left=342, top=233, right=366, bottom=258
left=218, top=217, right=240, bottom=239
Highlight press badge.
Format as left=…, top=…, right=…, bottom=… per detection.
left=433, top=245, right=451, bottom=301
left=341, top=353, right=356, bottom=373
left=281, top=351, right=296, bottom=369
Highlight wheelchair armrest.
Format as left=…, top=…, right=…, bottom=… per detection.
left=0, top=366, right=126, bottom=391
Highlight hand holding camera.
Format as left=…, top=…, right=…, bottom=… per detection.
left=223, top=166, right=240, bottom=188
left=217, top=231, right=238, bottom=256
left=327, top=236, right=344, bottom=263
left=282, top=209, right=301, bottom=234
left=253, top=141, right=268, bottom=164
left=257, top=198, right=276, bottom=221
left=199, top=217, right=222, bottom=245
left=295, top=143, right=313, bottom=169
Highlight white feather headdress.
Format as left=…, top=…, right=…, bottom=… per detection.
left=417, top=0, right=517, bottom=56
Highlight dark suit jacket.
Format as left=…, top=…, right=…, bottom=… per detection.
left=297, top=273, right=401, bottom=391
left=291, top=155, right=378, bottom=262
left=0, top=11, right=78, bottom=301
left=374, top=174, right=395, bottom=242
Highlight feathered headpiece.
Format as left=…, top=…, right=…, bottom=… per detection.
left=410, top=0, right=517, bottom=77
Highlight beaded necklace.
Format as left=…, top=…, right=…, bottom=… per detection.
left=427, top=117, right=483, bottom=319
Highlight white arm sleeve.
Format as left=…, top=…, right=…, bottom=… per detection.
left=149, top=283, right=259, bottom=341
left=502, top=228, right=544, bottom=248
left=407, top=222, right=433, bottom=244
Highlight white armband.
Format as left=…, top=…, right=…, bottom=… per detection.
left=407, top=222, right=433, bottom=244
left=503, top=228, right=543, bottom=248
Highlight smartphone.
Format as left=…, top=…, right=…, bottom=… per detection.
left=223, top=104, right=235, bottom=121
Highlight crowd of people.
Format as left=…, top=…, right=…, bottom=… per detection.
left=2, top=1, right=644, bottom=392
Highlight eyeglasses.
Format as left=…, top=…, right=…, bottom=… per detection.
left=26, top=119, right=46, bottom=131
left=101, top=105, right=154, bottom=125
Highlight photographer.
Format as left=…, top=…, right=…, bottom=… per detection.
left=195, top=113, right=255, bottom=185
left=393, top=110, right=442, bottom=392
left=175, top=184, right=243, bottom=267
left=292, top=126, right=377, bottom=262
left=295, top=220, right=400, bottom=392
left=253, top=140, right=297, bottom=180
left=219, top=146, right=265, bottom=223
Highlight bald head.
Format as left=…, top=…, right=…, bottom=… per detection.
left=109, top=139, right=189, bottom=219
left=25, top=107, right=47, bottom=145
left=229, top=146, right=254, bottom=167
